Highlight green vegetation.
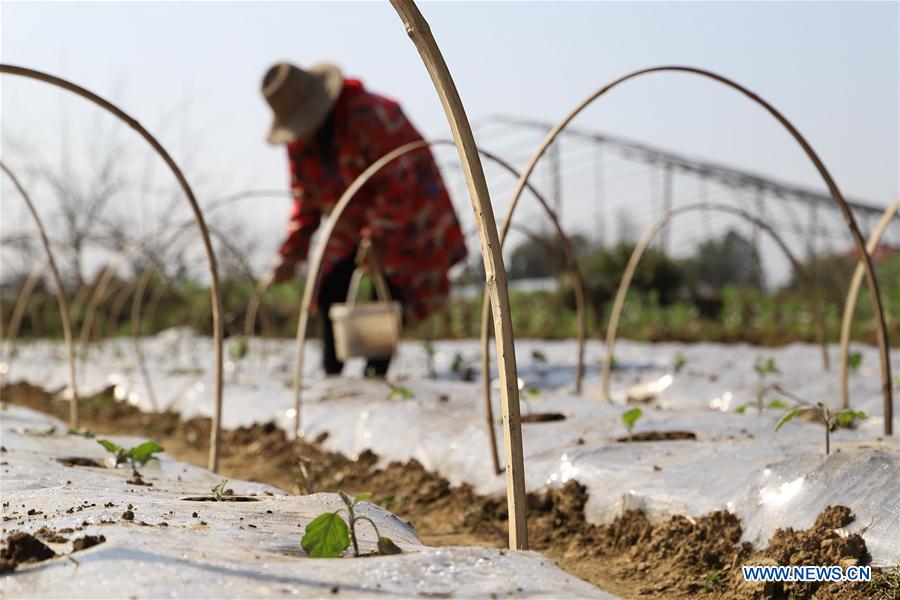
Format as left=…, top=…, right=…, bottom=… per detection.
left=301, top=492, right=401, bottom=558
left=775, top=400, right=867, bottom=456
left=212, top=479, right=229, bottom=501
left=622, top=407, right=643, bottom=441
left=6, top=235, right=898, bottom=347
left=98, top=439, right=164, bottom=469
left=386, top=385, right=414, bottom=401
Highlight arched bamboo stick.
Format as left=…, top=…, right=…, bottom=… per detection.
left=503, top=65, right=892, bottom=435
left=601, top=202, right=828, bottom=399
left=129, top=223, right=262, bottom=412
left=475, top=159, right=588, bottom=475
left=3, top=263, right=47, bottom=362
left=80, top=188, right=285, bottom=364
left=1, top=64, right=227, bottom=467
left=0, top=161, right=79, bottom=427
left=287, top=139, right=569, bottom=486
left=839, top=197, right=900, bottom=409
left=305, top=0, right=529, bottom=549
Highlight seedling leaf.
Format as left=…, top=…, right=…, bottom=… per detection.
left=848, top=352, right=863, bottom=371
left=834, top=409, right=868, bottom=428
left=386, top=386, right=414, bottom=401
left=302, top=512, right=350, bottom=558
left=734, top=404, right=748, bottom=415
left=353, top=492, right=372, bottom=503
left=129, top=441, right=164, bottom=466
left=531, top=350, right=548, bottom=364
left=775, top=408, right=805, bottom=431
left=767, top=400, right=788, bottom=409
left=212, top=479, right=228, bottom=502
left=622, top=407, right=643, bottom=430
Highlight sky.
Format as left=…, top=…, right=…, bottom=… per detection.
left=1, top=1, right=898, bottom=279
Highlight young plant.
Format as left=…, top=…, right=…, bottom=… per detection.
left=212, top=478, right=229, bottom=501
left=451, top=352, right=476, bottom=382
left=301, top=492, right=401, bottom=558
left=673, top=352, right=687, bottom=374
left=735, top=356, right=781, bottom=414
left=228, top=337, right=249, bottom=361
left=98, top=440, right=164, bottom=470
left=848, top=352, right=863, bottom=373
left=622, top=407, right=643, bottom=441
left=774, top=392, right=867, bottom=455
left=423, top=339, right=437, bottom=379
left=386, top=385, right=414, bottom=401
left=531, top=349, right=548, bottom=364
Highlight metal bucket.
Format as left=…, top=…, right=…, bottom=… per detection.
left=328, top=265, right=401, bottom=361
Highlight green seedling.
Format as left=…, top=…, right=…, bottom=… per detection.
left=301, top=491, right=401, bottom=558
left=531, top=350, right=548, bottom=363
left=212, top=479, right=229, bottom=501
left=848, top=352, right=863, bottom=372
left=673, top=352, right=687, bottom=374
left=704, top=572, right=724, bottom=592
left=773, top=389, right=867, bottom=455
left=526, top=385, right=542, bottom=399
left=386, top=386, right=414, bottom=401
left=451, top=353, right=476, bottom=382
left=68, top=428, right=94, bottom=438
left=23, top=425, right=58, bottom=437
left=229, top=338, right=249, bottom=361
left=622, top=407, right=643, bottom=441
left=735, top=356, right=781, bottom=414
left=98, top=439, right=164, bottom=470
left=423, top=339, right=437, bottom=379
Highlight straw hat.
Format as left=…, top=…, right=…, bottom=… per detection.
left=261, top=61, right=344, bottom=145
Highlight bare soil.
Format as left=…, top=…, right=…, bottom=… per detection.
left=2, top=381, right=896, bottom=598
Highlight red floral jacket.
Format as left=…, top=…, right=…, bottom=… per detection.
left=278, top=79, right=467, bottom=322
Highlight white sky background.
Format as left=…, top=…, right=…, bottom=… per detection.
left=1, top=1, right=898, bottom=282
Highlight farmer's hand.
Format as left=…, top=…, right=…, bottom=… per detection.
left=269, top=256, right=299, bottom=284
left=357, top=228, right=385, bottom=272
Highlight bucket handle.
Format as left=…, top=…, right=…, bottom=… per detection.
left=346, top=256, right=392, bottom=308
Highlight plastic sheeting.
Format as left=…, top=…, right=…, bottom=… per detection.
left=3, top=332, right=898, bottom=566
left=0, top=405, right=607, bottom=598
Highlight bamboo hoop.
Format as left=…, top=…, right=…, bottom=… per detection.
left=504, top=65, right=892, bottom=435
left=1, top=64, right=227, bottom=467
left=0, top=161, right=80, bottom=427
left=601, top=202, right=829, bottom=399
left=4, top=261, right=48, bottom=363
left=287, top=139, right=554, bottom=488
left=475, top=158, right=588, bottom=475
left=128, top=222, right=262, bottom=411
left=839, top=197, right=900, bottom=409
left=276, top=0, right=525, bottom=549
left=80, top=188, right=286, bottom=365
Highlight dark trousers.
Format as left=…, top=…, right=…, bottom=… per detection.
left=318, top=254, right=401, bottom=377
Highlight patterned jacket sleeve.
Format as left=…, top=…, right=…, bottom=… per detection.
left=277, top=151, right=322, bottom=262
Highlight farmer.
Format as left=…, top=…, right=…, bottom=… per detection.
left=262, top=61, right=467, bottom=377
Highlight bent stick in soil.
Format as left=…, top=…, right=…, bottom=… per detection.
left=295, top=0, right=529, bottom=549
left=501, top=65, right=892, bottom=434
left=839, top=196, right=900, bottom=410
left=0, top=161, right=80, bottom=428
left=0, top=64, right=227, bottom=466
left=288, top=139, right=573, bottom=490
left=601, top=202, right=829, bottom=400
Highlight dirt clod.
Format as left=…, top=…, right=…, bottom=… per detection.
left=72, top=535, right=106, bottom=551
left=1, top=532, right=56, bottom=570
